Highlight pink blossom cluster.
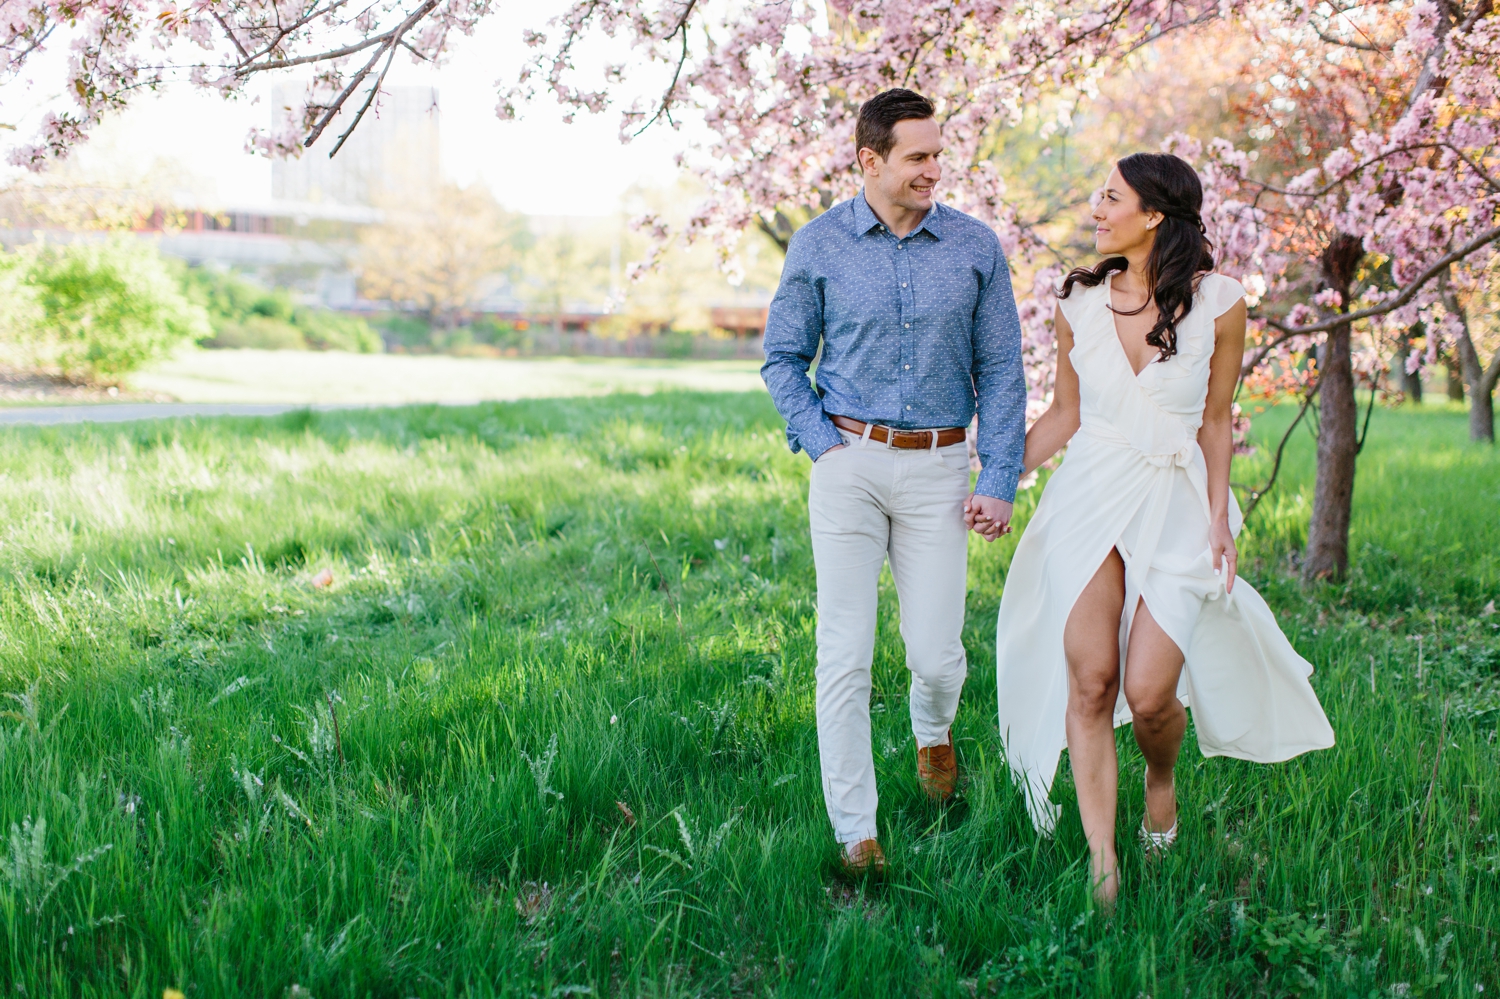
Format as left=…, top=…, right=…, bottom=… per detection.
left=3, top=0, right=1495, bottom=426
left=506, top=0, right=1236, bottom=413
left=1188, top=1, right=1499, bottom=401
left=0, top=0, right=492, bottom=169
left=511, top=0, right=1497, bottom=418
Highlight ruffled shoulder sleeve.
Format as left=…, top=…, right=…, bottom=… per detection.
left=1056, top=279, right=1105, bottom=336
left=1200, top=273, right=1247, bottom=319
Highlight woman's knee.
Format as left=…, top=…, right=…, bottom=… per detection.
left=1068, top=666, right=1119, bottom=716
left=1124, top=686, right=1180, bottom=728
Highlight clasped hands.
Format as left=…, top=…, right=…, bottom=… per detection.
left=964, top=493, right=1013, bottom=542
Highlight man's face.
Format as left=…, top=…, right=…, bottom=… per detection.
left=861, top=117, right=943, bottom=212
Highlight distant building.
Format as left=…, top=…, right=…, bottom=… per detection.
left=136, top=86, right=442, bottom=308
left=272, top=85, right=441, bottom=208
left=142, top=203, right=381, bottom=309
left=710, top=305, right=770, bottom=337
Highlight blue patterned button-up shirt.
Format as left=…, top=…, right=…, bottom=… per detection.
left=760, top=192, right=1028, bottom=500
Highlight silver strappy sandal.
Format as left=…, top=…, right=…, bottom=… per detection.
left=1139, top=773, right=1178, bottom=851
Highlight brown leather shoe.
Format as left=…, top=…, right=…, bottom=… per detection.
left=917, top=731, right=958, bottom=802
left=841, top=838, right=887, bottom=877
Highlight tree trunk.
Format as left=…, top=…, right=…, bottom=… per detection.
left=1396, top=327, right=1423, bottom=403
left=1304, top=319, right=1359, bottom=581
left=1302, top=232, right=1365, bottom=583
left=1446, top=282, right=1496, bottom=442
left=1446, top=360, right=1466, bottom=401
left=1456, top=332, right=1498, bottom=443
left=1473, top=373, right=1497, bottom=442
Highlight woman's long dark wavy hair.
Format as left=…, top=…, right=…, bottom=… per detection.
left=1058, top=152, right=1216, bottom=362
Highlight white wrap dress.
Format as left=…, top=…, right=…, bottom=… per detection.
left=995, top=273, right=1335, bottom=834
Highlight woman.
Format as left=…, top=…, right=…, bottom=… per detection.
left=990, top=153, right=1335, bottom=906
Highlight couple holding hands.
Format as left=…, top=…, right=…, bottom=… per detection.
left=760, top=88, right=1334, bottom=906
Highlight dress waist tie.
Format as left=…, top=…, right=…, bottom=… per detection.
left=1075, top=424, right=1221, bottom=612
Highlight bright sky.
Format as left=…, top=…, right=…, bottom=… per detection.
left=14, top=2, right=688, bottom=217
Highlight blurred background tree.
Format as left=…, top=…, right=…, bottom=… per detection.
left=517, top=221, right=613, bottom=336
left=358, top=182, right=528, bottom=331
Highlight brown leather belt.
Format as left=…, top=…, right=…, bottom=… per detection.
left=830, top=414, right=967, bottom=449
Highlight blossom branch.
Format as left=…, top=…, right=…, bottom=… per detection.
left=633, top=0, right=700, bottom=135
left=298, top=0, right=442, bottom=149
left=1235, top=142, right=1485, bottom=199
left=233, top=0, right=357, bottom=68
left=211, top=10, right=252, bottom=62
left=327, top=40, right=400, bottom=157
left=1263, top=225, right=1500, bottom=337
left=238, top=9, right=428, bottom=75
left=1313, top=26, right=1387, bottom=52
left=1238, top=379, right=1321, bottom=520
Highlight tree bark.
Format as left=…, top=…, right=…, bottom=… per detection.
left=1397, top=327, right=1424, bottom=404
left=1447, top=361, right=1467, bottom=401
left=1455, top=331, right=1498, bottom=442
left=1302, top=232, right=1365, bottom=583
left=1445, top=279, right=1497, bottom=442
left=1304, top=318, right=1359, bottom=580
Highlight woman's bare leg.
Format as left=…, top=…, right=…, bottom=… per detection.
left=1122, top=599, right=1186, bottom=834
left=1063, top=549, right=1126, bottom=907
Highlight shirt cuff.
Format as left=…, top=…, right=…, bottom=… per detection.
left=800, top=420, right=845, bottom=461
left=974, top=465, right=1019, bottom=503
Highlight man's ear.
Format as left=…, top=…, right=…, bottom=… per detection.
left=857, top=147, right=880, bottom=176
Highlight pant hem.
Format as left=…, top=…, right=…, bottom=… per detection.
left=835, top=828, right=880, bottom=847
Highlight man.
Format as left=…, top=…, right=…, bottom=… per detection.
left=761, top=88, right=1027, bottom=875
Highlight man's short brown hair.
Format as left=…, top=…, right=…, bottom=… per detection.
left=855, top=89, right=936, bottom=163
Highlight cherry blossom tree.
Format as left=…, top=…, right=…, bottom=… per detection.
left=4, top=0, right=1497, bottom=582
left=512, top=0, right=1498, bottom=581
left=505, top=0, right=1240, bottom=418
left=1189, top=0, right=1500, bottom=578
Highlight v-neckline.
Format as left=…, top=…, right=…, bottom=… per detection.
left=1106, top=273, right=1154, bottom=379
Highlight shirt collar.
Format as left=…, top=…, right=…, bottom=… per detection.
left=852, top=191, right=883, bottom=235
left=853, top=190, right=943, bottom=240
left=911, top=203, right=944, bottom=240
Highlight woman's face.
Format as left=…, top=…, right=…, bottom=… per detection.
left=1092, top=166, right=1162, bottom=256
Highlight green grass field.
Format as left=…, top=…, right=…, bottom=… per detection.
left=0, top=392, right=1495, bottom=997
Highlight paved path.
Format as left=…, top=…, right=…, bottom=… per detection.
left=0, top=402, right=382, bottom=426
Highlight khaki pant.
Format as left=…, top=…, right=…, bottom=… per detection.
left=808, top=427, right=972, bottom=845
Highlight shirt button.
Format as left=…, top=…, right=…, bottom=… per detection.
left=904, top=323, right=910, bottom=328
left=906, top=405, right=912, bottom=411
left=904, top=364, right=910, bottom=370
left=901, top=282, right=908, bottom=288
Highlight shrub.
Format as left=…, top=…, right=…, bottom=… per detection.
left=183, top=267, right=381, bottom=353
left=4, top=238, right=210, bottom=381
left=207, top=316, right=307, bottom=350
left=0, top=253, right=44, bottom=350
left=294, top=308, right=382, bottom=352
left=371, top=313, right=431, bottom=350
left=472, top=317, right=526, bottom=350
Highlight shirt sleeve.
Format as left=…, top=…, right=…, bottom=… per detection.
left=760, top=230, right=843, bottom=460
left=971, top=240, right=1028, bottom=501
